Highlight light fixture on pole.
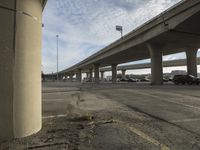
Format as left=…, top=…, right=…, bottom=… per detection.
left=116, top=25, right=123, bottom=39
left=56, top=35, right=59, bottom=80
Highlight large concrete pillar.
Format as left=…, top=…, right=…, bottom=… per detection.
left=185, top=48, right=198, bottom=77
left=70, top=72, right=73, bottom=82
left=0, top=0, right=45, bottom=140
left=112, top=64, right=117, bottom=83
left=121, top=69, right=126, bottom=79
left=147, top=43, right=163, bottom=85
left=86, top=72, right=89, bottom=79
left=89, top=68, right=93, bottom=82
left=77, top=69, right=82, bottom=82
left=64, top=72, right=68, bottom=81
left=94, top=64, right=100, bottom=83
left=100, top=71, right=105, bottom=80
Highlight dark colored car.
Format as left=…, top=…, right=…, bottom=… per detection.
left=172, top=75, right=200, bottom=85
left=127, top=78, right=137, bottom=82
left=140, top=78, right=150, bottom=82
left=120, top=78, right=128, bottom=82
left=168, top=77, right=173, bottom=82
left=163, top=78, right=169, bottom=82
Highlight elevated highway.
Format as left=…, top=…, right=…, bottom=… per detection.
left=99, top=57, right=200, bottom=79
left=100, top=57, right=200, bottom=72
left=60, top=0, right=200, bottom=84
left=49, top=57, right=199, bottom=80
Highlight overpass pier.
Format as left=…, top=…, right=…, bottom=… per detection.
left=186, top=48, right=199, bottom=77
left=0, top=0, right=47, bottom=140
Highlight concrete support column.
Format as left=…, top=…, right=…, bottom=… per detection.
left=100, top=71, right=105, bottom=80
left=86, top=72, right=89, bottom=79
left=89, top=68, right=93, bottom=82
left=70, top=72, right=73, bottom=82
left=64, top=73, right=68, bottom=81
left=147, top=43, right=163, bottom=85
left=112, top=64, right=117, bottom=83
left=77, top=69, right=82, bottom=82
left=185, top=48, right=198, bottom=77
left=121, top=69, right=126, bottom=79
left=94, top=64, right=100, bottom=83
left=0, top=0, right=44, bottom=140
left=62, top=74, right=64, bottom=80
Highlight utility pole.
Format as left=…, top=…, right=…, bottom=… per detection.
left=56, top=35, right=59, bottom=80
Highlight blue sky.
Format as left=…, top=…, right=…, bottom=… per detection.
left=42, top=0, right=200, bottom=74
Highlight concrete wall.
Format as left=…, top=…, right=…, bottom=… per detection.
left=0, top=0, right=43, bottom=140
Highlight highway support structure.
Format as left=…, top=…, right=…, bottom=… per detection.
left=100, top=71, right=105, bottom=81
left=0, top=0, right=46, bottom=140
left=186, top=48, right=198, bottom=77
left=89, top=68, right=93, bottom=82
left=121, top=69, right=126, bottom=79
left=147, top=43, right=164, bottom=85
left=76, top=69, right=82, bottom=82
left=94, top=64, right=100, bottom=83
left=112, top=64, right=118, bottom=83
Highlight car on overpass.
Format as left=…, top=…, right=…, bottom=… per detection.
left=172, top=75, right=200, bottom=85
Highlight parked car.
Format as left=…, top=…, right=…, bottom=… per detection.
left=163, top=78, right=169, bottom=82
left=168, top=77, right=173, bottom=82
left=127, top=78, right=137, bottom=82
left=120, top=78, right=128, bottom=82
left=172, top=75, right=200, bottom=85
left=140, top=78, right=150, bottom=82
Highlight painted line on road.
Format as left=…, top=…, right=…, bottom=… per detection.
left=42, top=114, right=68, bottom=119
left=118, top=121, right=170, bottom=150
left=171, top=118, right=200, bottom=123
left=133, top=91, right=200, bottom=111
left=152, top=91, right=200, bottom=102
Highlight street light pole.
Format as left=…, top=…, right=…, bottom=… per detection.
left=56, top=35, right=59, bottom=80
left=116, top=25, right=123, bottom=39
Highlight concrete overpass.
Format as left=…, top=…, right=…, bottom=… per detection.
left=100, top=58, right=200, bottom=72
left=60, top=0, right=200, bottom=84
left=0, top=0, right=47, bottom=140
left=51, top=57, right=200, bottom=81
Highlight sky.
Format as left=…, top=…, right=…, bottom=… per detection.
left=42, top=0, right=200, bottom=75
